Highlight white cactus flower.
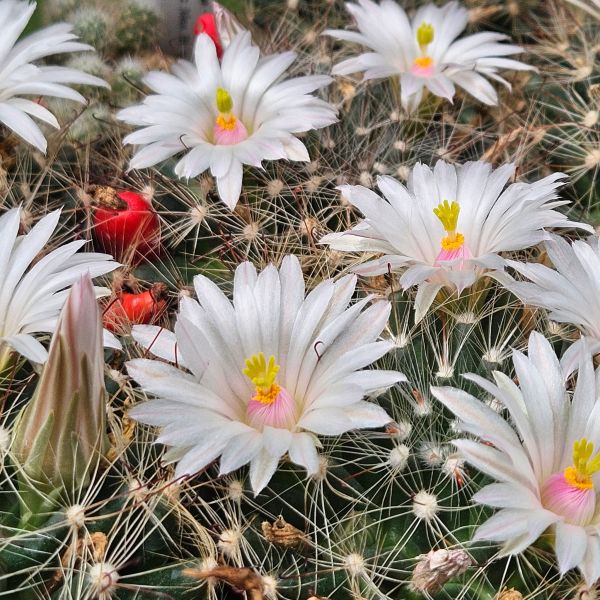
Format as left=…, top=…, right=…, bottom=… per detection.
left=127, top=255, right=405, bottom=493
left=503, top=235, right=600, bottom=375
left=0, top=0, right=108, bottom=152
left=0, top=207, right=119, bottom=365
left=118, top=32, right=337, bottom=210
left=432, top=332, right=600, bottom=586
left=325, top=0, right=533, bottom=111
left=321, top=161, right=592, bottom=322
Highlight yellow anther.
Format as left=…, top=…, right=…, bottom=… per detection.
left=564, top=438, right=600, bottom=489
left=440, top=232, right=465, bottom=251
left=216, top=87, right=233, bottom=113
left=416, top=22, right=434, bottom=48
left=243, top=352, right=280, bottom=393
left=433, top=200, right=460, bottom=233
left=414, top=56, right=433, bottom=70
left=216, top=113, right=237, bottom=130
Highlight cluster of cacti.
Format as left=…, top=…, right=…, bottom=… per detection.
left=40, top=0, right=160, bottom=147
left=0, top=0, right=600, bottom=599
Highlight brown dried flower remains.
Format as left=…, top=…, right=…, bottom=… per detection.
left=261, top=516, right=307, bottom=549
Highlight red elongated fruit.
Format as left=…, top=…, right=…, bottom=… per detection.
left=103, top=283, right=168, bottom=333
left=194, top=13, right=223, bottom=58
left=92, top=187, right=160, bottom=264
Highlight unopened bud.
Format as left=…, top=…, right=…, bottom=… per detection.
left=211, top=1, right=245, bottom=50
left=12, top=276, right=108, bottom=524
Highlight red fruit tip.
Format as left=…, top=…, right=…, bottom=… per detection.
left=194, top=13, right=223, bottom=58
left=91, top=186, right=127, bottom=210
left=150, top=282, right=169, bottom=302
left=103, top=285, right=168, bottom=333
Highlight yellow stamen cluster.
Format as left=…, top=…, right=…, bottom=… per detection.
left=215, top=87, right=237, bottom=130
left=564, top=438, right=600, bottom=490
left=416, top=22, right=434, bottom=48
left=243, top=352, right=281, bottom=405
left=433, top=200, right=464, bottom=251
left=414, top=56, right=433, bottom=70
left=216, top=114, right=237, bottom=130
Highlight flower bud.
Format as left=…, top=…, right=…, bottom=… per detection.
left=12, top=275, right=108, bottom=521
left=211, top=1, right=245, bottom=50
left=194, top=3, right=244, bottom=59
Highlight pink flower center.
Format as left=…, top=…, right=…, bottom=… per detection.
left=541, top=438, right=600, bottom=526
left=243, top=352, right=296, bottom=429
left=411, top=56, right=434, bottom=77
left=435, top=242, right=473, bottom=266
left=247, top=384, right=296, bottom=429
left=432, top=200, right=473, bottom=266
left=542, top=471, right=596, bottom=526
left=213, top=114, right=248, bottom=145
left=213, top=87, right=248, bottom=145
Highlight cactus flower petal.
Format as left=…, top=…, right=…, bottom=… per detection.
left=324, top=0, right=534, bottom=111
left=0, top=207, right=119, bottom=367
left=432, top=331, right=600, bottom=585
left=0, top=0, right=108, bottom=153
left=127, top=256, right=406, bottom=494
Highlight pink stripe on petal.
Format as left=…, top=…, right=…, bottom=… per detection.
left=214, top=119, right=248, bottom=145
left=434, top=244, right=473, bottom=267
left=411, top=63, right=434, bottom=77
left=542, top=472, right=596, bottom=526
left=247, top=386, right=297, bottom=429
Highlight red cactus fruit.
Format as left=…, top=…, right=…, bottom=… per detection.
left=92, top=187, right=160, bottom=263
left=103, top=283, right=168, bottom=333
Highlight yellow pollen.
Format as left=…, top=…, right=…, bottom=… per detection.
left=441, top=232, right=465, bottom=251
left=414, top=56, right=433, bottom=69
left=216, top=113, right=237, bottom=130
left=243, top=352, right=281, bottom=404
left=416, top=22, right=434, bottom=47
left=252, top=383, right=282, bottom=405
left=564, top=438, right=600, bottom=490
